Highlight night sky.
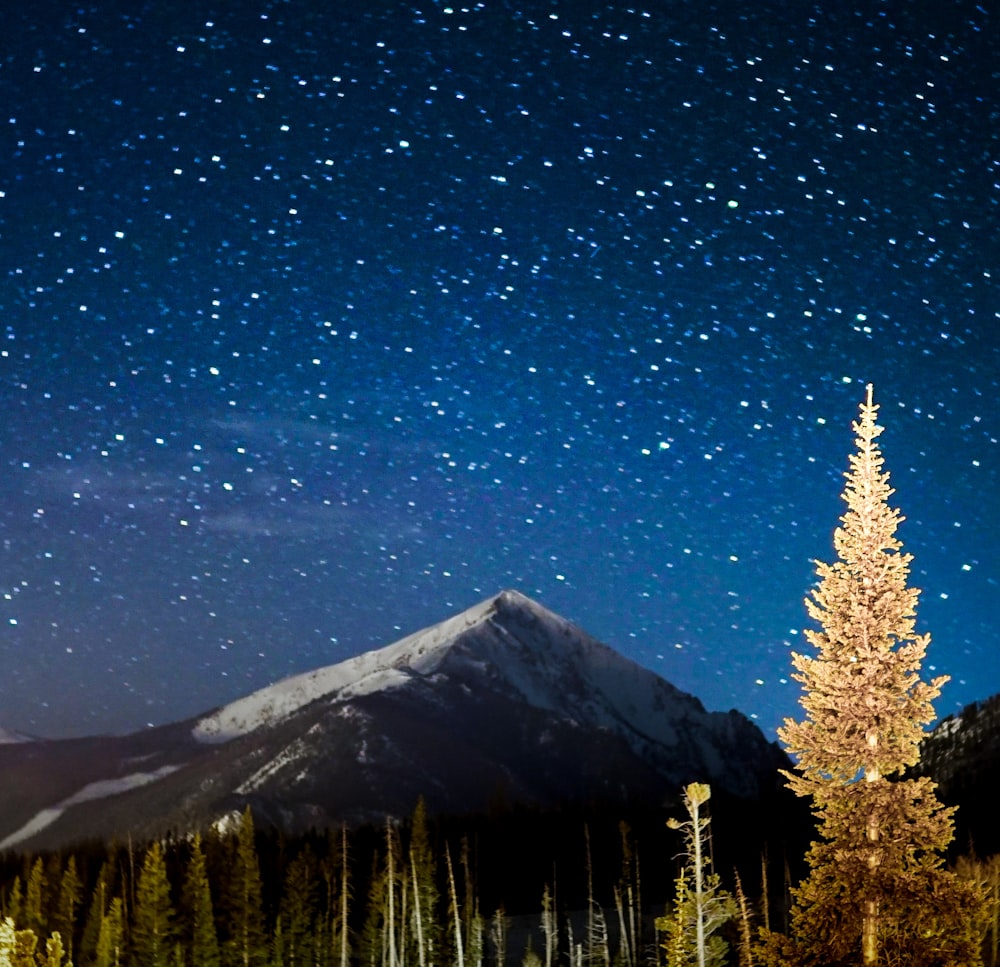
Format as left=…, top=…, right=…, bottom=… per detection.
left=2, top=1, right=996, bottom=740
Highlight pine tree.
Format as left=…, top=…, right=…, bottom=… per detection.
left=0, top=917, right=14, bottom=965
left=4, top=876, right=24, bottom=927
left=540, top=884, right=557, bottom=967
left=276, top=845, right=319, bottom=967
left=79, top=857, right=117, bottom=966
left=408, top=799, right=443, bottom=967
left=22, top=858, right=45, bottom=939
left=42, top=931, right=68, bottom=967
left=52, top=856, right=82, bottom=963
left=130, top=840, right=176, bottom=967
left=613, top=823, right=641, bottom=967
left=95, top=897, right=125, bottom=967
left=656, top=783, right=735, bottom=967
left=9, top=923, right=39, bottom=967
left=359, top=848, right=389, bottom=967
left=320, top=825, right=351, bottom=967
left=760, top=385, right=985, bottom=966
left=181, top=834, right=220, bottom=967
left=220, top=808, right=268, bottom=967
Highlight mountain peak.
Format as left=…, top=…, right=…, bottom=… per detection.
left=192, top=589, right=540, bottom=743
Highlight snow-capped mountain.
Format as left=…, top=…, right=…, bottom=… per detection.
left=0, top=590, right=788, bottom=853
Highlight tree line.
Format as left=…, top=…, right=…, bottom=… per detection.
left=0, top=799, right=664, bottom=967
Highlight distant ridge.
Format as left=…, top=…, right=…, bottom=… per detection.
left=0, top=590, right=788, bottom=852
left=915, top=693, right=1000, bottom=856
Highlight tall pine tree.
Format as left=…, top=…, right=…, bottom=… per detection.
left=221, top=808, right=268, bottom=967
left=129, top=840, right=176, bottom=967
left=95, top=897, right=125, bottom=967
left=760, top=385, right=984, bottom=967
left=275, top=845, right=320, bottom=967
left=657, top=784, right=735, bottom=967
left=408, top=798, right=442, bottom=967
left=52, top=856, right=82, bottom=963
left=181, top=833, right=221, bottom=967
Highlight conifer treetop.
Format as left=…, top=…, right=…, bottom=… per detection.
left=779, top=383, right=947, bottom=787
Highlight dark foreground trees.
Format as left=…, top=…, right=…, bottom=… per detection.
left=760, top=385, right=985, bottom=966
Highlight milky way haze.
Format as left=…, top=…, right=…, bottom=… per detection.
left=2, top=1, right=996, bottom=738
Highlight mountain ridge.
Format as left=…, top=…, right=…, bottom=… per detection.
left=0, top=590, right=789, bottom=853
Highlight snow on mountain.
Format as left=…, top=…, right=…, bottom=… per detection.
left=192, top=588, right=701, bottom=753
left=192, top=593, right=500, bottom=742
left=0, top=765, right=182, bottom=851
left=0, top=727, right=34, bottom=745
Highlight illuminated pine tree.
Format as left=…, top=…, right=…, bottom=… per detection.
left=760, top=385, right=984, bottom=967
left=41, top=931, right=68, bottom=967
left=656, top=783, right=735, bottom=967
left=3, top=921, right=38, bottom=967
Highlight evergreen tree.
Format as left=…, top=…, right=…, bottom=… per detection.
left=53, top=856, right=82, bottom=963
left=359, top=848, right=389, bottom=967
left=5, top=922, right=38, bottom=967
left=275, top=845, right=319, bottom=967
left=459, top=839, right=483, bottom=967
left=320, top=826, right=351, bottom=967
left=540, top=885, right=556, bottom=967
left=4, top=876, right=24, bottom=927
left=80, top=858, right=116, bottom=966
left=760, top=385, right=985, bottom=966
left=656, top=783, right=735, bottom=967
left=954, top=852, right=1000, bottom=967
left=130, top=840, right=176, bottom=967
left=181, top=834, right=220, bottom=967
left=0, top=917, right=14, bottom=965
left=22, top=858, right=45, bottom=938
left=221, top=808, right=268, bottom=967
left=408, top=799, right=442, bottom=967
left=613, top=824, right=641, bottom=967
left=42, top=931, right=68, bottom=967
left=95, top=897, right=125, bottom=967
left=488, top=907, right=508, bottom=967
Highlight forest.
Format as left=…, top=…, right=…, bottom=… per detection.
left=0, top=795, right=760, bottom=967
left=0, top=789, right=998, bottom=967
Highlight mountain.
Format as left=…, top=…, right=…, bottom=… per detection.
left=0, top=590, right=788, bottom=853
left=914, top=694, right=1000, bottom=857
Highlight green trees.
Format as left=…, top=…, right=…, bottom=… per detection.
left=762, top=385, right=985, bottom=966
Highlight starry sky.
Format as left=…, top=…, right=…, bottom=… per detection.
left=2, top=0, right=996, bottom=740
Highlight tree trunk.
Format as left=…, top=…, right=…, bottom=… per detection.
left=862, top=748, right=881, bottom=966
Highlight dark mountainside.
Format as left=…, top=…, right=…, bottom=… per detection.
left=915, top=694, right=1000, bottom=859
left=0, top=590, right=792, bottom=856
